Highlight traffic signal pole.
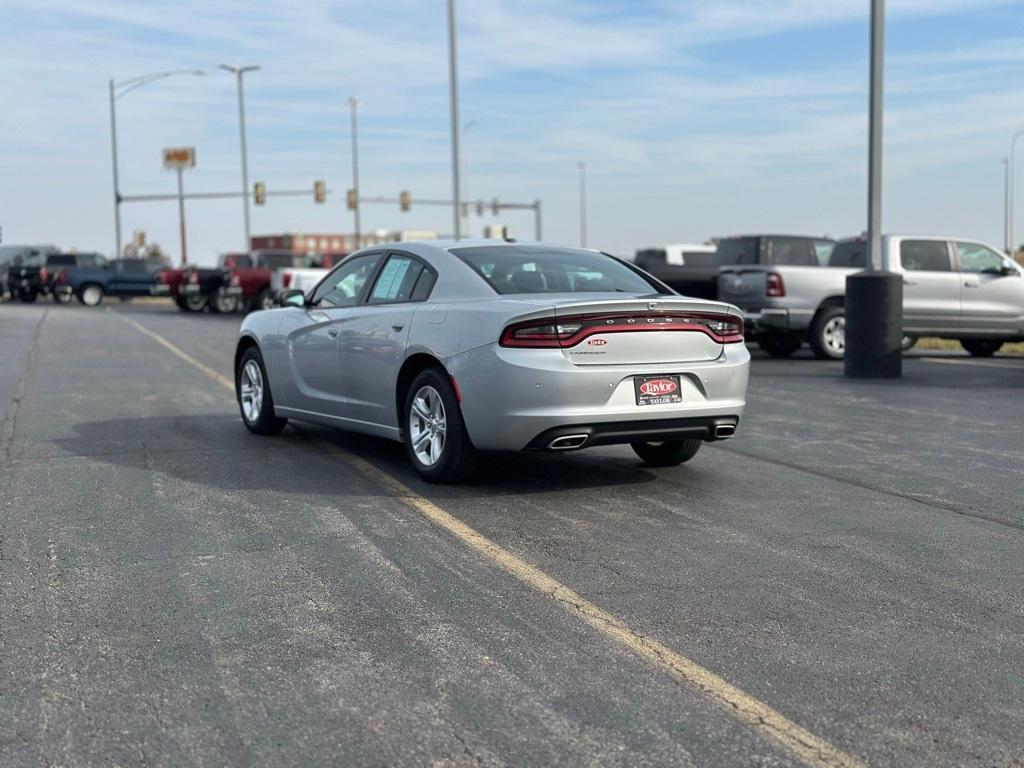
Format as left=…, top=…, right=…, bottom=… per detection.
left=845, top=0, right=902, bottom=378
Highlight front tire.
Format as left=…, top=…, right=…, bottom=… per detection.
left=236, top=347, right=288, bottom=435
left=631, top=439, right=702, bottom=467
left=211, top=293, right=239, bottom=314
left=53, top=288, right=73, bottom=304
left=961, top=339, right=1003, bottom=357
left=403, top=368, right=478, bottom=483
left=77, top=284, right=104, bottom=307
left=809, top=306, right=845, bottom=360
left=183, top=293, right=207, bottom=312
left=758, top=332, right=802, bottom=358
left=18, top=288, right=38, bottom=303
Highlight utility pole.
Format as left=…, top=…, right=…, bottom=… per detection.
left=221, top=64, right=260, bottom=252
left=578, top=160, right=587, bottom=248
left=462, top=119, right=476, bottom=233
left=845, top=0, right=901, bottom=379
left=446, top=0, right=462, bottom=240
left=1004, top=157, right=1011, bottom=254
left=1009, top=130, right=1024, bottom=257
left=348, top=97, right=361, bottom=249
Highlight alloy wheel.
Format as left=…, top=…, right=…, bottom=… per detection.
left=239, top=360, right=264, bottom=423
left=409, top=385, right=447, bottom=467
left=823, top=316, right=845, bottom=355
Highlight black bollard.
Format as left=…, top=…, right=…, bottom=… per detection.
left=844, top=271, right=902, bottom=378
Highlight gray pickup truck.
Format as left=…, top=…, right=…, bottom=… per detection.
left=719, top=235, right=1024, bottom=359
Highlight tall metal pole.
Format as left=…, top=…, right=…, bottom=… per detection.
left=578, top=160, right=587, bottom=248
left=1009, top=130, right=1024, bottom=257
left=108, top=79, right=122, bottom=259
left=1004, top=157, right=1011, bottom=254
left=221, top=65, right=260, bottom=252
left=866, top=0, right=883, bottom=272
left=461, top=119, right=476, bottom=233
left=446, top=0, right=462, bottom=240
left=845, top=0, right=900, bottom=379
left=533, top=199, right=542, bottom=241
left=348, top=97, right=361, bottom=249
left=176, top=167, right=188, bottom=265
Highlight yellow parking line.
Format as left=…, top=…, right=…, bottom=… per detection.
left=125, top=315, right=864, bottom=768
left=918, top=356, right=1024, bottom=370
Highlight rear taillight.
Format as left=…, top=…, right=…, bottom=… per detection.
left=56, top=270, right=68, bottom=285
left=282, top=272, right=292, bottom=288
left=39, top=267, right=49, bottom=282
left=766, top=272, right=785, bottom=298
left=499, top=312, right=744, bottom=348
left=189, top=271, right=199, bottom=284
left=229, top=273, right=240, bottom=287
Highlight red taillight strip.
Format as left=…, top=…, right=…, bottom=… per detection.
left=500, top=312, right=743, bottom=348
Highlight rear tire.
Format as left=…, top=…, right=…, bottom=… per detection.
left=78, top=284, right=104, bottom=307
left=53, top=288, right=72, bottom=304
left=809, top=306, right=845, bottom=360
left=183, top=293, right=207, bottom=312
left=961, top=339, right=1003, bottom=357
left=631, top=439, right=702, bottom=467
left=758, top=332, right=802, bottom=358
left=18, top=289, right=38, bottom=303
left=211, top=293, right=239, bottom=314
left=236, top=347, right=288, bottom=435
left=403, top=367, right=478, bottom=483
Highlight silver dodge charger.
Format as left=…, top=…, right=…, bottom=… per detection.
left=234, top=241, right=750, bottom=483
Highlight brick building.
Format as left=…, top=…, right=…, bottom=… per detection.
left=250, top=230, right=437, bottom=257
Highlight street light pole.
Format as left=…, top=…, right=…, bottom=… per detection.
left=176, top=167, right=188, bottom=265
left=845, top=0, right=901, bottom=379
left=446, top=0, right=462, bottom=240
left=578, top=160, right=587, bottom=248
left=462, top=119, right=476, bottom=233
left=108, top=69, right=204, bottom=258
left=1008, top=129, right=1024, bottom=257
left=221, top=64, right=260, bottom=253
left=347, top=97, right=361, bottom=249
left=1004, top=157, right=1011, bottom=254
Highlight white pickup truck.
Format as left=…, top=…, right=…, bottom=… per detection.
left=719, top=235, right=1024, bottom=359
left=270, top=253, right=344, bottom=301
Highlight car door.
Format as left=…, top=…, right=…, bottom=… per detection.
left=898, top=239, right=962, bottom=333
left=339, top=252, right=438, bottom=428
left=954, top=241, right=1023, bottom=335
left=277, top=252, right=384, bottom=418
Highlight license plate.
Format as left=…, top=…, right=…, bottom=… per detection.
left=634, top=375, right=682, bottom=406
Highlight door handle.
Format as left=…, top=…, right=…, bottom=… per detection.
left=327, top=327, right=340, bottom=338
left=391, top=323, right=405, bottom=332
left=964, top=280, right=980, bottom=288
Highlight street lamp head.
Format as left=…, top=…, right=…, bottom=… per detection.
left=347, top=96, right=360, bottom=108
left=221, top=64, right=260, bottom=74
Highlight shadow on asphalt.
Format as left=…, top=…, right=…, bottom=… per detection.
left=57, top=414, right=660, bottom=499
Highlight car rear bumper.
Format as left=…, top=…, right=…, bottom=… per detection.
left=743, top=307, right=814, bottom=334
left=448, top=342, right=750, bottom=452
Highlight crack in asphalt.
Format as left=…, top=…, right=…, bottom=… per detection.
left=714, top=444, right=1024, bottom=534
left=1, top=308, right=48, bottom=466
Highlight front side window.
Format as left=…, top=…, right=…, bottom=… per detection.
left=956, top=242, right=1005, bottom=274
left=900, top=240, right=951, bottom=272
left=453, top=245, right=665, bottom=295
left=829, top=241, right=867, bottom=268
left=715, top=238, right=757, bottom=265
left=368, top=254, right=434, bottom=304
left=312, top=253, right=382, bottom=307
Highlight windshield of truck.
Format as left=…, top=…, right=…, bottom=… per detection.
left=715, top=238, right=758, bottom=265
left=830, top=241, right=867, bottom=268
left=47, top=253, right=77, bottom=267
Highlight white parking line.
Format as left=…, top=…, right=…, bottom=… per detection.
left=126, top=314, right=865, bottom=768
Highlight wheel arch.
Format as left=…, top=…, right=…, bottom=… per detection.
left=395, top=353, right=448, bottom=434
left=234, top=334, right=261, bottom=384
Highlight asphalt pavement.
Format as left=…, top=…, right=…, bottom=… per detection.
left=2, top=301, right=1022, bottom=767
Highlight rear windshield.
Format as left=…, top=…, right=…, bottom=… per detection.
left=715, top=238, right=758, bottom=265
left=830, top=241, right=867, bottom=268
left=453, top=245, right=667, bottom=295
left=47, top=253, right=77, bottom=266
left=763, top=237, right=823, bottom=267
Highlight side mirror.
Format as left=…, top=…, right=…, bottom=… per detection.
left=1001, top=263, right=1019, bottom=277
left=278, top=288, right=306, bottom=307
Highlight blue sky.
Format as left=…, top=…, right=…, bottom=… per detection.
left=1, top=0, right=1022, bottom=263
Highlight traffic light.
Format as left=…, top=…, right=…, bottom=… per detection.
left=313, top=180, right=326, bottom=204
left=399, top=190, right=411, bottom=212
left=253, top=181, right=266, bottom=206
left=346, top=188, right=357, bottom=210
left=491, top=198, right=500, bottom=216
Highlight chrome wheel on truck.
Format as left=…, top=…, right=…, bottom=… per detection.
left=809, top=306, right=845, bottom=360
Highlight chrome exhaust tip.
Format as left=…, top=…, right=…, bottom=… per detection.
left=548, top=434, right=589, bottom=450
left=713, top=424, right=736, bottom=439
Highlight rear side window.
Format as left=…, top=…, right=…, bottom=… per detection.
left=829, top=242, right=867, bottom=268
left=48, top=254, right=77, bottom=266
left=369, top=254, right=435, bottom=303
left=715, top=238, right=758, bottom=265
left=900, top=240, right=951, bottom=272
left=635, top=249, right=667, bottom=270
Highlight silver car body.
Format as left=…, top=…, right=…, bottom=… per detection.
left=720, top=235, right=1024, bottom=340
left=237, top=240, right=750, bottom=452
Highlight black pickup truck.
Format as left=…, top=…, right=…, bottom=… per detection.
left=3, top=249, right=106, bottom=302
